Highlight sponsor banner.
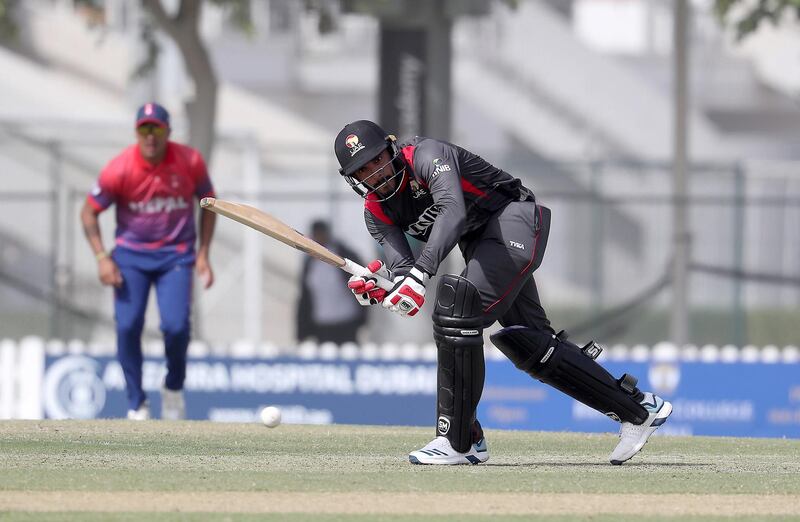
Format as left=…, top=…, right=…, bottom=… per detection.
left=41, top=355, right=800, bottom=437
left=479, top=361, right=800, bottom=438
left=42, top=356, right=437, bottom=425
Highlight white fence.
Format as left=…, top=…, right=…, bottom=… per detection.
left=0, top=337, right=45, bottom=419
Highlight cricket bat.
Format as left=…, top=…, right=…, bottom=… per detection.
left=200, top=197, right=394, bottom=290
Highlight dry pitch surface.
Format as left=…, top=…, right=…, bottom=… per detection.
left=1, top=420, right=799, bottom=521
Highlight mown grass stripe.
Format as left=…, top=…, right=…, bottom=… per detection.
left=1, top=492, right=799, bottom=516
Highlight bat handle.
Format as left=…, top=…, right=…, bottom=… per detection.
left=342, top=258, right=395, bottom=291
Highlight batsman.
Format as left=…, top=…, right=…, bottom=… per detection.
left=335, top=120, right=672, bottom=465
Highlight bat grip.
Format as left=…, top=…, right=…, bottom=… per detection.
left=342, top=258, right=394, bottom=291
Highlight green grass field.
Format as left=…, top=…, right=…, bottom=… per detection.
left=1, top=420, right=799, bottom=521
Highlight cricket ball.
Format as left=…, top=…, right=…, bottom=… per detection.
left=260, top=406, right=282, bottom=428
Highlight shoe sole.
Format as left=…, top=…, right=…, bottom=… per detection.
left=408, top=453, right=488, bottom=465
left=610, top=401, right=673, bottom=465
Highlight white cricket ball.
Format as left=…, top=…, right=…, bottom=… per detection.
left=260, top=406, right=281, bottom=428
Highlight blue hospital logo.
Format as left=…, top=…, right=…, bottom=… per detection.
left=648, top=363, right=681, bottom=396
left=44, top=356, right=106, bottom=419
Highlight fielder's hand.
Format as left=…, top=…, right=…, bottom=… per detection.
left=383, top=267, right=429, bottom=317
left=196, top=252, right=214, bottom=289
left=348, top=260, right=391, bottom=305
left=97, top=255, right=123, bottom=288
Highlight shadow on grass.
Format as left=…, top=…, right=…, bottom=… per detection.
left=483, top=461, right=710, bottom=468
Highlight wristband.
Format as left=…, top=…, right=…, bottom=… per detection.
left=95, top=251, right=110, bottom=261
left=409, top=266, right=430, bottom=285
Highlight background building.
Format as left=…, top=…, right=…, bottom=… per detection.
left=0, top=0, right=798, bottom=351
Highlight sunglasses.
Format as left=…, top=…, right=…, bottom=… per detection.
left=137, top=124, right=167, bottom=137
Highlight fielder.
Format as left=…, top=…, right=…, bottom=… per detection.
left=80, top=102, right=216, bottom=420
left=335, top=120, right=672, bottom=465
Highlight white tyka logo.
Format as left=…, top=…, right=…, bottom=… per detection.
left=437, top=416, right=451, bottom=435
left=43, top=356, right=106, bottom=419
left=406, top=204, right=442, bottom=237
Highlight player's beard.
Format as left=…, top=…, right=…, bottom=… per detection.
left=371, top=164, right=405, bottom=201
left=374, top=174, right=396, bottom=197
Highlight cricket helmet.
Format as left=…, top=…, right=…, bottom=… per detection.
left=334, top=120, right=406, bottom=201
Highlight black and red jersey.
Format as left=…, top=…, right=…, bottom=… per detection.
left=363, top=136, right=534, bottom=277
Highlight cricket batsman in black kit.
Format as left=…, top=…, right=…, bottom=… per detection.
left=335, top=120, right=672, bottom=465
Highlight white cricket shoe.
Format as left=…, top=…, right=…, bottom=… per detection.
left=127, top=401, right=150, bottom=421
left=609, top=392, right=673, bottom=465
left=409, top=436, right=489, bottom=465
left=161, top=386, right=186, bottom=420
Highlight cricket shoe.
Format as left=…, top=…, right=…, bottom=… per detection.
left=127, top=401, right=150, bottom=421
left=609, top=392, right=672, bottom=465
left=408, top=436, right=489, bottom=465
left=161, top=385, right=186, bottom=420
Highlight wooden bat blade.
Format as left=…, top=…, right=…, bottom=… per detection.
left=200, top=197, right=394, bottom=290
left=201, top=197, right=345, bottom=267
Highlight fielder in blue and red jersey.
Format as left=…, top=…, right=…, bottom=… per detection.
left=80, top=102, right=216, bottom=420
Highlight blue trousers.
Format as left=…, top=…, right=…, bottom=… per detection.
left=112, top=247, right=194, bottom=411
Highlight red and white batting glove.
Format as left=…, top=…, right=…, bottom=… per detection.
left=383, top=267, right=429, bottom=317
left=347, top=260, right=391, bottom=306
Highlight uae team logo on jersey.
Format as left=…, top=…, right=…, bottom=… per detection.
left=345, top=134, right=365, bottom=156
left=409, top=179, right=428, bottom=199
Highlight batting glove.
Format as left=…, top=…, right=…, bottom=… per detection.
left=347, top=260, right=391, bottom=306
left=383, top=267, right=429, bottom=317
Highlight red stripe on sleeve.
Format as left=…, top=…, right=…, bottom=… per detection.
left=461, top=178, right=486, bottom=198
left=86, top=195, right=105, bottom=212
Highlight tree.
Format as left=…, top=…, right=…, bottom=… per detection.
left=140, top=0, right=252, bottom=163
left=715, top=0, right=800, bottom=41
left=0, top=0, right=19, bottom=45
